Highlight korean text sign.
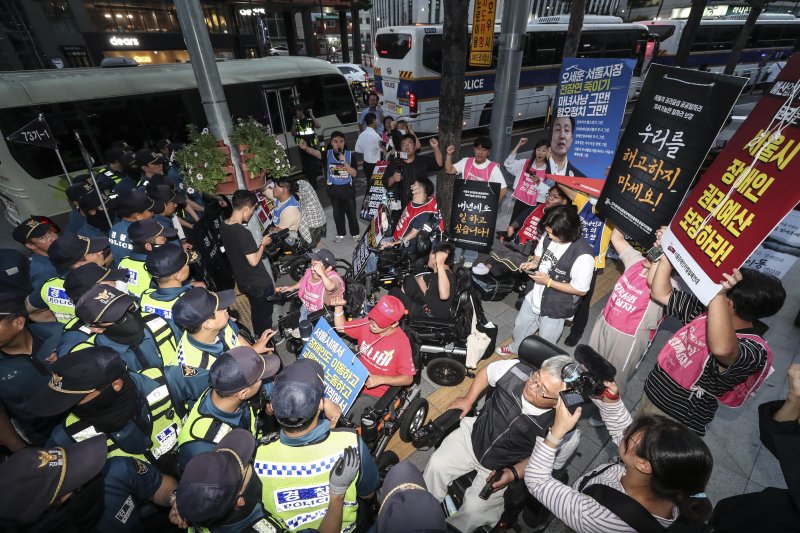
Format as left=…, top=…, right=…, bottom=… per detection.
left=598, top=65, right=745, bottom=247
left=662, top=53, right=800, bottom=304
left=360, top=161, right=388, bottom=220
left=469, top=0, right=497, bottom=67
left=352, top=204, right=388, bottom=279
left=554, top=58, right=635, bottom=181
left=299, top=318, right=368, bottom=415
left=450, top=180, right=500, bottom=252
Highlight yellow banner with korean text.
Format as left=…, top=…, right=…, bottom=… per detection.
left=469, top=0, right=497, bottom=67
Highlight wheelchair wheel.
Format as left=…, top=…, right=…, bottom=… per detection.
left=288, top=257, right=310, bottom=282
left=399, top=397, right=428, bottom=443
left=426, top=358, right=467, bottom=387
left=376, top=450, right=399, bottom=476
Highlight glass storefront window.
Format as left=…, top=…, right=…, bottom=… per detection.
left=84, top=1, right=182, bottom=33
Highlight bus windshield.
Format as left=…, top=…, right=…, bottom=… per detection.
left=376, top=33, right=412, bottom=60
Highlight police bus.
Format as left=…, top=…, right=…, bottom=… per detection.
left=642, top=14, right=800, bottom=82
left=0, top=57, right=357, bottom=225
left=374, top=16, right=656, bottom=133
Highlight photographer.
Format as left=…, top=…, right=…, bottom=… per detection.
left=299, top=131, right=359, bottom=243
left=524, top=381, right=714, bottom=533
left=423, top=355, right=578, bottom=532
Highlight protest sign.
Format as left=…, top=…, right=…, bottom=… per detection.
left=743, top=209, right=800, bottom=279
left=299, top=318, right=368, bottom=415
left=598, top=65, right=745, bottom=247
left=512, top=163, right=545, bottom=206
left=469, top=0, right=497, bottom=68
left=554, top=58, right=635, bottom=181
left=360, top=161, right=388, bottom=220
left=351, top=204, right=388, bottom=279
left=662, top=53, right=800, bottom=304
left=253, top=190, right=273, bottom=234
left=450, top=180, right=500, bottom=252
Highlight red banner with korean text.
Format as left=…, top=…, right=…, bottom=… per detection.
left=661, top=53, right=800, bottom=305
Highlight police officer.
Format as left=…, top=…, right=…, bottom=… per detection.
left=108, top=189, right=164, bottom=265
left=57, top=263, right=129, bottom=358
left=12, top=216, right=58, bottom=315
left=172, top=287, right=274, bottom=369
left=0, top=434, right=108, bottom=532
left=39, top=234, right=113, bottom=323
left=134, top=148, right=167, bottom=190
left=73, top=284, right=177, bottom=371
left=27, top=345, right=208, bottom=479
left=172, top=428, right=360, bottom=533
left=147, top=182, right=193, bottom=246
left=75, top=182, right=113, bottom=239
left=141, top=244, right=202, bottom=338
left=177, top=346, right=280, bottom=470
left=120, top=219, right=178, bottom=298
left=291, top=105, right=322, bottom=189
left=0, top=292, right=62, bottom=449
left=257, top=359, right=379, bottom=531
left=103, top=146, right=137, bottom=194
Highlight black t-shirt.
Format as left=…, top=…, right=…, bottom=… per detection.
left=383, top=155, right=441, bottom=208
left=422, top=269, right=456, bottom=319
left=218, top=222, right=271, bottom=290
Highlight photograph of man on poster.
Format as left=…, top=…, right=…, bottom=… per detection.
left=549, top=116, right=586, bottom=178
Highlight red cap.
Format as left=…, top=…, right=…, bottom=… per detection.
left=368, top=295, right=406, bottom=328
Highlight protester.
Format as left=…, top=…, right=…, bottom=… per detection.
left=359, top=92, right=385, bottom=133
left=382, top=176, right=443, bottom=253
left=641, top=260, right=786, bottom=436
left=381, top=115, right=396, bottom=155
left=296, top=178, right=327, bottom=247
left=525, top=381, right=713, bottom=533
left=0, top=292, right=62, bottom=449
left=498, top=205, right=594, bottom=352
left=445, top=136, right=507, bottom=267
left=74, top=284, right=177, bottom=371
left=219, top=190, right=276, bottom=335
left=263, top=177, right=301, bottom=243
left=382, top=135, right=442, bottom=224
left=712, top=364, right=800, bottom=532
left=331, top=294, right=415, bottom=419
left=395, top=241, right=455, bottom=320
left=177, top=346, right=280, bottom=470
left=258, top=359, right=379, bottom=531
left=276, top=249, right=345, bottom=323
left=356, top=112, right=383, bottom=181
left=423, top=355, right=577, bottom=531
left=299, top=131, right=361, bottom=242
left=505, top=137, right=553, bottom=222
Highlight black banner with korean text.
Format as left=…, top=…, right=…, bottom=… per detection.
left=6, top=115, right=57, bottom=149
left=597, top=64, right=746, bottom=247
left=450, top=180, right=500, bottom=252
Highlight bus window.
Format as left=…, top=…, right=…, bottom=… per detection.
left=422, top=34, right=443, bottom=73
left=225, top=83, right=268, bottom=126
left=577, top=32, right=604, bottom=58
left=691, top=26, right=712, bottom=52
left=376, top=33, right=412, bottom=60
left=750, top=24, right=780, bottom=48
left=646, top=24, right=676, bottom=43
left=605, top=30, right=643, bottom=58
left=778, top=24, right=800, bottom=49
left=321, top=75, right=357, bottom=124
left=709, top=26, right=738, bottom=51
left=534, top=32, right=566, bottom=65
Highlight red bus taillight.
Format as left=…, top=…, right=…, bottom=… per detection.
left=409, top=91, right=417, bottom=114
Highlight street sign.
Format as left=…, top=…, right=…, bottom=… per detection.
left=469, top=0, right=497, bottom=68
left=6, top=116, right=57, bottom=150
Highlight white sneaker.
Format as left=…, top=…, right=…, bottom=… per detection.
left=352, top=235, right=360, bottom=242
left=334, top=235, right=345, bottom=243
left=495, top=345, right=515, bottom=357
left=471, top=263, right=490, bottom=275
left=463, top=261, right=474, bottom=269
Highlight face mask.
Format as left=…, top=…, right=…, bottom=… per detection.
left=72, top=373, right=141, bottom=433
left=32, top=473, right=105, bottom=533
left=86, top=212, right=110, bottom=233
left=103, top=311, right=145, bottom=346
left=397, top=129, right=407, bottom=135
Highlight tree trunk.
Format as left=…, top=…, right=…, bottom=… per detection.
left=563, top=0, right=587, bottom=59
left=674, top=1, right=706, bottom=67
left=437, top=0, right=469, bottom=227
left=725, top=1, right=766, bottom=75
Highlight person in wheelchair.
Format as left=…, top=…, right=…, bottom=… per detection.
left=423, top=354, right=579, bottom=532
left=276, top=249, right=344, bottom=323
left=263, top=177, right=301, bottom=244
left=380, top=176, right=443, bottom=253
left=393, top=241, right=454, bottom=320
left=330, top=294, right=416, bottom=420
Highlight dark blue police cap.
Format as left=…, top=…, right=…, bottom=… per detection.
left=144, top=243, right=199, bottom=278
left=172, top=287, right=235, bottom=330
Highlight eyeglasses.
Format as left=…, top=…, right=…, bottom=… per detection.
left=529, top=370, right=558, bottom=400
left=546, top=193, right=561, bottom=199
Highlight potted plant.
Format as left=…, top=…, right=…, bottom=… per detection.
left=230, top=117, right=293, bottom=190
left=174, top=125, right=237, bottom=195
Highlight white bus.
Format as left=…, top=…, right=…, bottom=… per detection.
left=0, top=57, right=357, bottom=225
left=642, top=14, right=800, bottom=83
left=374, top=16, right=655, bottom=133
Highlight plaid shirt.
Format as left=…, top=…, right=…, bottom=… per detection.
left=297, top=179, right=326, bottom=243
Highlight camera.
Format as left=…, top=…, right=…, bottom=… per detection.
left=558, top=345, right=618, bottom=413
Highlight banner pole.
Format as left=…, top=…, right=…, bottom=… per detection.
left=53, top=145, right=73, bottom=185
left=74, top=131, right=113, bottom=230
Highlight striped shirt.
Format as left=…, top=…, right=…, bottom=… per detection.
left=525, top=400, right=678, bottom=532
left=643, top=290, right=768, bottom=436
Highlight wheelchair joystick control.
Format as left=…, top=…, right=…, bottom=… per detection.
left=299, top=320, right=313, bottom=342
left=360, top=408, right=379, bottom=444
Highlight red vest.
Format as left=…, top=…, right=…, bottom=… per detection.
left=463, top=158, right=498, bottom=182
left=656, top=314, right=773, bottom=407
left=392, top=197, right=443, bottom=240
left=517, top=203, right=547, bottom=245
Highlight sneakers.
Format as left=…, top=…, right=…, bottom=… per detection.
left=334, top=235, right=345, bottom=243
left=495, top=345, right=515, bottom=357
left=352, top=235, right=360, bottom=242
left=463, top=261, right=474, bottom=269
left=564, top=332, right=582, bottom=347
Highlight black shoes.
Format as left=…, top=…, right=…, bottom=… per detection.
left=564, top=332, right=582, bottom=347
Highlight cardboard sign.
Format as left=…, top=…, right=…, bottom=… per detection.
left=450, top=180, right=500, bottom=252
left=469, top=0, right=497, bottom=67
left=743, top=209, right=800, bottom=279
left=360, top=161, right=388, bottom=220
left=299, top=318, right=368, bottom=415
left=554, top=58, right=635, bottom=181
left=598, top=65, right=745, bottom=248
left=662, top=53, right=800, bottom=304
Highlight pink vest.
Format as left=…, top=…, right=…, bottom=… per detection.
left=517, top=203, right=546, bottom=245
left=463, top=158, right=498, bottom=182
left=656, top=314, right=773, bottom=407
left=602, top=259, right=651, bottom=336
left=512, top=160, right=544, bottom=206
left=298, top=270, right=344, bottom=312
